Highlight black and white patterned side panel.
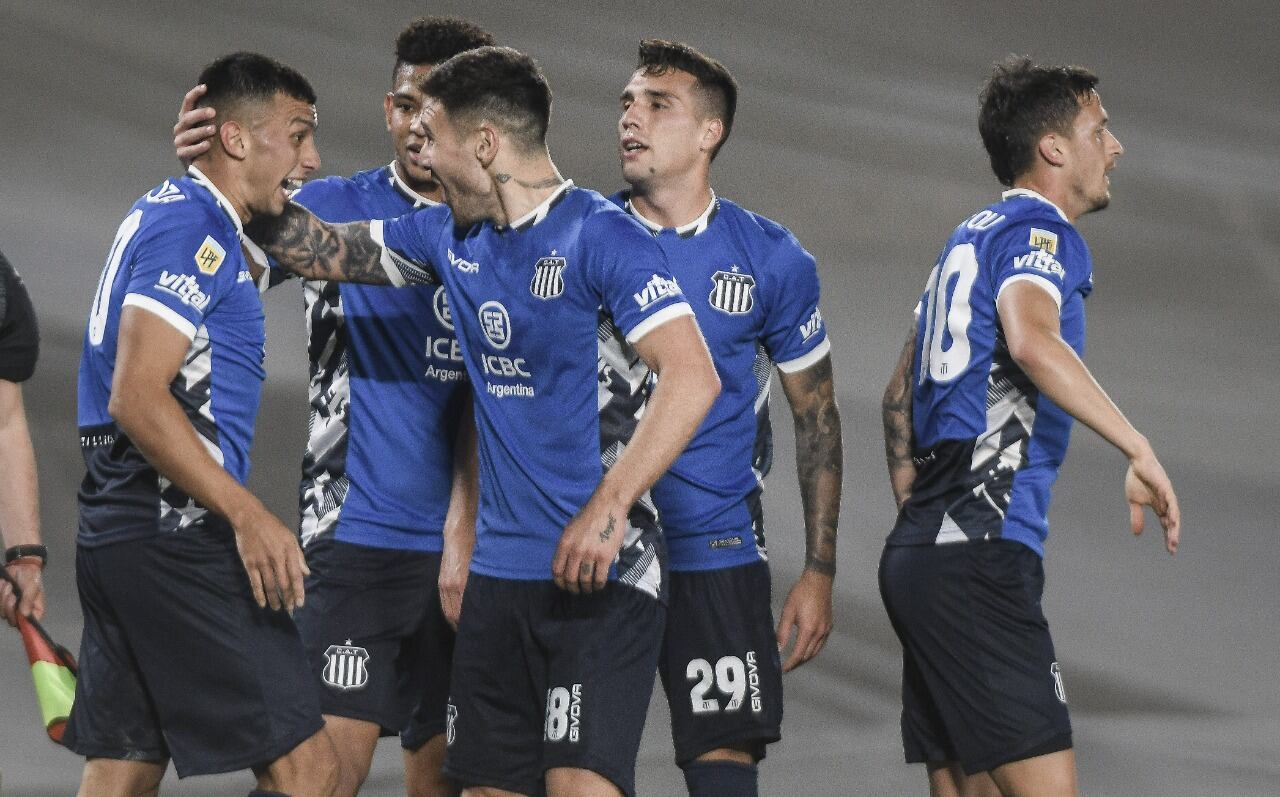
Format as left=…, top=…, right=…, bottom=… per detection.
left=299, top=279, right=351, bottom=547
left=968, top=340, right=1038, bottom=517
left=597, top=311, right=664, bottom=600
left=159, top=324, right=221, bottom=532
left=748, top=342, right=774, bottom=559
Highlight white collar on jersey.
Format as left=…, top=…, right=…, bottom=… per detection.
left=626, top=190, right=718, bottom=237
left=388, top=161, right=439, bottom=208
left=1001, top=188, right=1070, bottom=224
left=187, top=165, right=244, bottom=235
left=504, top=179, right=575, bottom=231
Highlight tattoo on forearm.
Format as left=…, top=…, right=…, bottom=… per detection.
left=598, top=513, right=617, bottom=544
left=248, top=202, right=391, bottom=285
left=882, top=327, right=917, bottom=504
left=788, top=357, right=842, bottom=577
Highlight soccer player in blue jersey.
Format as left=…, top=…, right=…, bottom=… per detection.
left=610, top=40, right=843, bottom=797
left=176, top=18, right=495, bottom=797
left=67, top=53, right=338, bottom=796
left=879, top=57, right=1181, bottom=797
left=244, top=45, right=721, bottom=797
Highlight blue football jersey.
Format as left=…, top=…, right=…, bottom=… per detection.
left=77, top=167, right=265, bottom=547
left=285, top=164, right=466, bottom=552
left=889, top=189, right=1094, bottom=556
left=611, top=192, right=830, bottom=572
left=373, top=182, right=692, bottom=598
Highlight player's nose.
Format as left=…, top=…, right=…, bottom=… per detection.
left=301, top=138, right=321, bottom=174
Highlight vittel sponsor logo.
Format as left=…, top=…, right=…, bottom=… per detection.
left=1013, top=249, right=1065, bottom=279
left=799, top=307, right=824, bottom=341
left=156, top=271, right=210, bottom=310
left=633, top=273, right=682, bottom=310
left=447, top=248, right=479, bottom=274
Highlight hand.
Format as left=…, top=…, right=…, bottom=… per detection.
left=1125, top=450, right=1181, bottom=554
left=552, top=497, right=627, bottom=594
left=232, top=506, right=309, bottom=611
left=1, top=562, right=45, bottom=627
left=439, top=539, right=472, bottom=630
left=775, top=568, right=834, bottom=672
left=174, top=84, right=217, bottom=165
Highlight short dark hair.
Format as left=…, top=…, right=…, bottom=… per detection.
left=978, top=56, right=1100, bottom=186
left=636, top=39, right=738, bottom=160
left=392, top=17, right=495, bottom=85
left=196, top=52, right=315, bottom=123
left=419, top=46, right=551, bottom=152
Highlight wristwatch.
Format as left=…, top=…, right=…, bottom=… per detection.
left=4, top=544, right=47, bottom=566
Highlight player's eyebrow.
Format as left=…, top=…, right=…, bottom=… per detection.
left=290, top=114, right=317, bottom=130
left=390, top=89, right=418, bottom=102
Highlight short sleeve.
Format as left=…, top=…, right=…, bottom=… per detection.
left=121, top=212, right=237, bottom=340
left=760, top=236, right=830, bottom=373
left=595, top=219, right=693, bottom=343
left=991, top=221, right=1090, bottom=311
left=370, top=205, right=451, bottom=287
left=0, top=250, right=39, bottom=382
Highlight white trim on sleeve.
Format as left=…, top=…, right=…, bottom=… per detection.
left=624, top=302, right=694, bottom=344
left=776, top=336, right=831, bottom=374
left=122, top=293, right=197, bottom=340
left=368, top=220, right=407, bottom=288
left=997, top=273, right=1062, bottom=309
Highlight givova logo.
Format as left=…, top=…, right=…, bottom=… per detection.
left=478, top=301, right=511, bottom=349
left=155, top=271, right=211, bottom=310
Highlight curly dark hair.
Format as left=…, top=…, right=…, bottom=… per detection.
left=419, top=46, right=551, bottom=153
left=196, top=52, right=315, bottom=122
left=978, top=56, right=1099, bottom=186
left=393, top=17, right=495, bottom=85
left=636, top=39, right=738, bottom=160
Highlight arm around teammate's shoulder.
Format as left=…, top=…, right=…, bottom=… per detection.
left=997, top=280, right=1180, bottom=552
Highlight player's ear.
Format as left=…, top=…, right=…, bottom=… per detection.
left=1037, top=131, right=1066, bottom=168
left=699, top=118, right=725, bottom=156
left=475, top=123, right=499, bottom=169
left=219, top=120, right=248, bottom=161
left=383, top=93, right=395, bottom=133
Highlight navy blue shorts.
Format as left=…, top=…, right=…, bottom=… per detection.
left=62, top=527, right=323, bottom=777
left=878, top=539, right=1072, bottom=775
left=444, top=575, right=664, bottom=797
left=295, top=539, right=455, bottom=750
left=660, top=561, right=783, bottom=766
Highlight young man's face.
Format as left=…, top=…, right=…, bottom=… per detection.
left=618, top=67, right=716, bottom=190
left=243, top=91, right=319, bottom=218
left=1063, top=90, right=1123, bottom=215
left=412, top=99, right=491, bottom=226
left=386, top=62, right=438, bottom=190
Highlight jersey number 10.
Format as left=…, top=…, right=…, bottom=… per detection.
left=918, top=243, right=979, bottom=385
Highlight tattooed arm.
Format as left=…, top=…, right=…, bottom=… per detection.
left=882, top=323, right=917, bottom=509
left=245, top=202, right=427, bottom=285
left=774, top=353, right=843, bottom=671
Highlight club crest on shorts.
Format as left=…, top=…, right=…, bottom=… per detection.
left=530, top=255, right=567, bottom=299
left=322, top=640, right=370, bottom=690
left=709, top=267, right=755, bottom=315
left=1050, top=661, right=1067, bottom=704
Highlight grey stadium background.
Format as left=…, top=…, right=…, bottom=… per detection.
left=1, top=0, right=1277, bottom=794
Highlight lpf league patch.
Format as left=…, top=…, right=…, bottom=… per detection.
left=709, top=267, right=755, bottom=315
left=322, top=640, right=370, bottom=690
left=1028, top=228, right=1058, bottom=255
left=530, top=255, right=567, bottom=299
left=194, top=235, right=226, bottom=275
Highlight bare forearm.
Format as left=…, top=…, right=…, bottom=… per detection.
left=443, top=403, right=479, bottom=554
left=882, top=326, right=917, bottom=507
left=0, top=386, right=41, bottom=547
left=782, top=357, right=842, bottom=577
left=247, top=202, right=391, bottom=284
left=599, top=358, right=718, bottom=509
left=111, top=387, right=261, bottom=526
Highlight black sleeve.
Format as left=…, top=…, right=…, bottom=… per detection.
left=0, top=249, right=40, bottom=383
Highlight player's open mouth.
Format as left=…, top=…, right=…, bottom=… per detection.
left=282, top=178, right=304, bottom=192
left=621, top=139, right=647, bottom=157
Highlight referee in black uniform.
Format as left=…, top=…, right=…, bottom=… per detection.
left=0, top=247, right=47, bottom=627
